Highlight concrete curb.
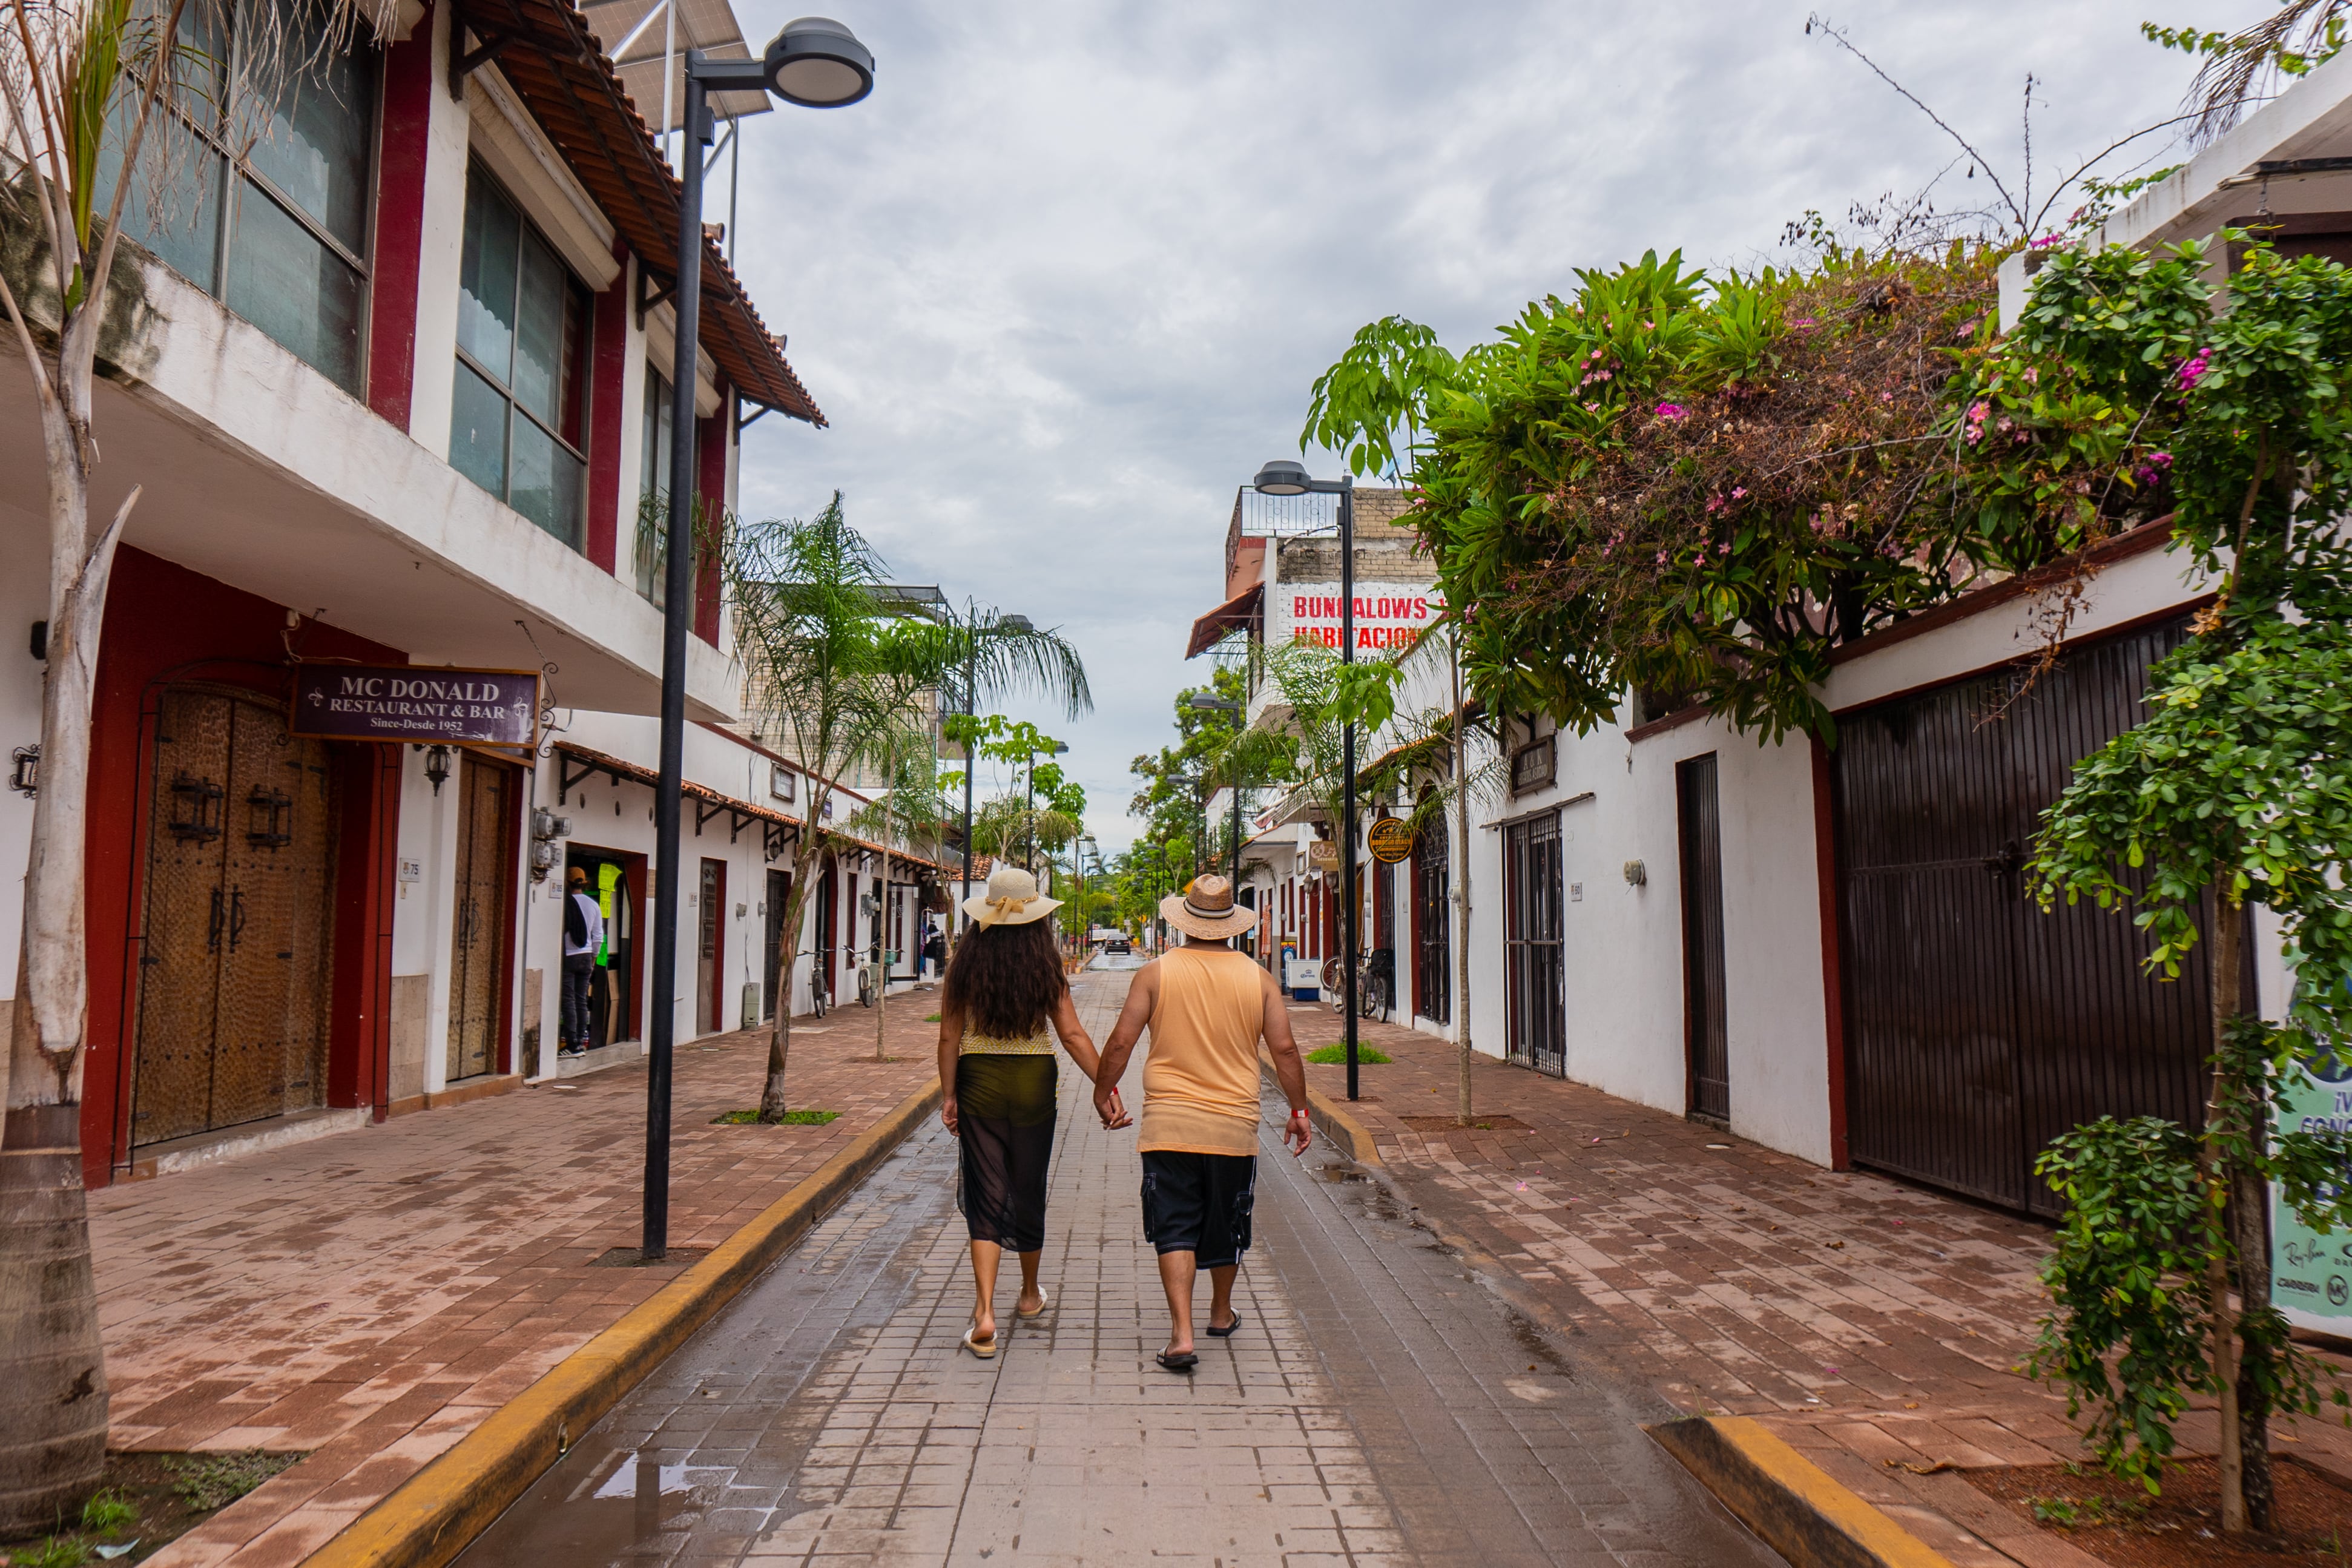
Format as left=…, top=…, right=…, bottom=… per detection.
left=1647, top=1415, right=1957, bottom=1568
left=1259, top=1048, right=1382, bottom=1167
left=303, top=1079, right=945, bottom=1568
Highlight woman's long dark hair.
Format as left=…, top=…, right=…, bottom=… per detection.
left=943, top=918, right=1066, bottom=1039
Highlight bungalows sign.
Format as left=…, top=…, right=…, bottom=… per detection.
left=1273, top=583, right=1443, bottom=653
left=292, top=664, right=541, bottom=747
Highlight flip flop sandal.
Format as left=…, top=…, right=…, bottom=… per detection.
left=1154, top=1350, right=1199, bottom=1372
left=1016, top=1288, right=1053, bottom=1320
left=961, top=1326, right=998, bottom=1360
left=1204, top=1313, right=1245, bottom=1339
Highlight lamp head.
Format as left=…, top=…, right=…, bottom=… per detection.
left=997, top=613, right=1035, bottom=633
left=1187, top=694, right=1240, bottom=710
left=762, top=16, right=875, bottom=107
left=1252, top=460, right=1311, bottom=496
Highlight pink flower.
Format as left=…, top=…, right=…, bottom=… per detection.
left=1705, top=493, right=1726, bottom=515
left=1880, top=390, right=1894, bottom=404
left=2148, top=450, right=2173, bottom=467
left=2029, top=232, right=2063, bottom=251
left=1731, top=487, right=1747, bottom=500
left=1655, top=551, right=1668, bottom=565
left=1967, top=401, right=1989, bottom=425
left=2177, top=349, right=2211, bottom=390
left=1717, top=540, right=1731, bottom=556
left=1582, top=400, right=1601, bottom=413
left=1655, top=402, right=1688, bottom=421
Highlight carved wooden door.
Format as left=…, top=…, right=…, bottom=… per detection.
left=445, top=754, right=513, bottom=1081
left=134, top=688, right=335, bottom=1146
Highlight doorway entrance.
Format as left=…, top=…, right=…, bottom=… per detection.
left=1504, top=812, right=1566, bottom=1077
left=697, top=858, right=726, bottom=1035
left=446, top=753, right=515, bottom=1082
left=1834, top=615, right=2221, bottom=1217
left=1676, top=755, right=1730, bottom=1123
left=565, top=846, right=642, bottom=1046
left=133, top=687, right=338, bottom=1147
left=1412, top=820, right=1449, bottom=1024
left=765, top=869, right=790, bottom=1021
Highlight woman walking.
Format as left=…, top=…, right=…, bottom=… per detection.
left=938, top=866, right=1128, bottom=1357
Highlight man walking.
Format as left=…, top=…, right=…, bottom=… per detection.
left=560, top=865, right=604, bottom=1057
left=1093, top=874, right=1313, bottom=1371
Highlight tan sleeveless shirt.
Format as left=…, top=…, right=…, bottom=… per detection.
left=1139, top=945, right=1266, bottom=1156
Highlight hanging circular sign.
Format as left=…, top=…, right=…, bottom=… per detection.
left=1368, top=815, right=1414, bottom=864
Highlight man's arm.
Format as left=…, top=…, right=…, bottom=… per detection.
left=1262, top=967, right=1313, bottom=1156
left=1092, top=961, right=1158, bottom=1128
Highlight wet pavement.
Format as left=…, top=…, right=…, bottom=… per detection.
left=458, top=973, right=1779, bottom=1566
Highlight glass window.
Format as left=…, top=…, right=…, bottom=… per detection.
left=636, top=365, right=673, bottom=599
left=450, top=163, right=590, bottom=550
left=100, top=0, right=375, bottom=394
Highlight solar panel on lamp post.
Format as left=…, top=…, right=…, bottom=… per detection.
left=1250, top=461, right=1360, bottom=1101
left=642, top=19, right=874, bottom=1263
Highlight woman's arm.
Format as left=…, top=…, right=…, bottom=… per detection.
left=1050, top=987, right=1131, bottom=1128
left=937, top=1001, right=963, bottom=1135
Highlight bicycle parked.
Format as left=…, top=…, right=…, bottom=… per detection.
left=1319, top=946, right=1395, bottom=1023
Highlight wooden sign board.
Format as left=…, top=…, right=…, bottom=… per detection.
left=1368, top=816, right=1414, bottom=864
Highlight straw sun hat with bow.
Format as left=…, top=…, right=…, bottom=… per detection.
left=960, top=865, right=1063, bottom=929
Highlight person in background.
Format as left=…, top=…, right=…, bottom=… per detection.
left=923, top=922, right=949, bottom=980
left=561, top=866, right=604, bottom=1058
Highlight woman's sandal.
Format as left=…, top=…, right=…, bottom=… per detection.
left=1015, top=1288, right=1053, bottom=1320
left=1154, top=1349, right=1198, bottom=1372
left=1204, top=1312, right=1244, bottom=1339
left=961, top=1324, right=998, bottom=1360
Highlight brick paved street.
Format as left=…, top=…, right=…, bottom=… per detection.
left=1297, top=1012, right=2352, bottom=1564
left=462, top=969, right=1776, bottom=1566
left=90, top=998, right=943, bottom=1568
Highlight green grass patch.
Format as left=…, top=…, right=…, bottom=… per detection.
left=1306, top=1044, right=1391, bottom=1065
left=923, top=1013, right=941, bottom=1023
left=11, top=1538, right=93, bottom=1568
left=79, top=1492, right=136, bottom=1536
left=711, top=1108, right=841, bottom=1126
left=164, top=1451, right=297, bottom=1515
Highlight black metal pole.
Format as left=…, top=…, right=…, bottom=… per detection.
left=1340, top=478, right=1358, bottom=1102
left=644, top=70, right=709, bottom=1260
left=961, top=620, right=975, bottom=929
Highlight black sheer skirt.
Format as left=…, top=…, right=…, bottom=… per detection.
left=956, top=1054, right=1058, bottom=1253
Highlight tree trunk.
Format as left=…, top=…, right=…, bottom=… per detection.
left=2207, top=895, right=2270, bottom=1532
left=875, top=826, right=891, bottom=1063
left=758, top=852, right=815, bottom=1122
left=1452, top=633, right=1474, bottom=1127
left=0, top=381, right=131, bottom=1535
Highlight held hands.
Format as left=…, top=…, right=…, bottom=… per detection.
left=1283, top=1108, right=1313, bottom=1158
left=1093, top=1081, right=1133, bottom=1130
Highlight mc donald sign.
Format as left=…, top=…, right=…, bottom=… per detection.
left=292, top=664, right=541, bottom=748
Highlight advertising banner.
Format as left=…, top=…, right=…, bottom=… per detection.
left=1268, top=582, right=1443, bottom=653
left=291, top=664, right=541, bottom=748
left=2275, top=1047, right=2352, bottom=1329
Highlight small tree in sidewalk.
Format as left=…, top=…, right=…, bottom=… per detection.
left=1977, top=237, right=2352, bottom=1532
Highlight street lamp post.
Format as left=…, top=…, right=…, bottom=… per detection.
left=643, top=18, right=874, bottom=1262
left=1251, top=461, right=1359, bottom=1101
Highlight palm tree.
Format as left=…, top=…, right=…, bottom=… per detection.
left=0, top=0, right=339, bottom=1524
left=724, top=498, right=1087, bottom=1118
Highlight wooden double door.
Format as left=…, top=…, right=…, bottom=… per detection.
left=1834, top=616, right=2220, bottom=1216
left=134, top=688, right=337, bottom=1147
left=446, top=754, right=515, bottom=1081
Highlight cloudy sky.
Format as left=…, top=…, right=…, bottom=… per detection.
left=719, top=0, right=2265, bottom=852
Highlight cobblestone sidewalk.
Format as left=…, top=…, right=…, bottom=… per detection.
left=91, top=1000, right=943, bottom=1568
left=1295, top=1012, right=2352, bottom=1566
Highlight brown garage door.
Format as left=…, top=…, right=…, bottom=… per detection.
left=1833, top=614, right=2222, bottom=1217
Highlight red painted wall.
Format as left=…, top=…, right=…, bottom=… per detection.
left=84, top=548, right=404, bottom=1185
left=585, top=248, right=631, bottom=576
left=693, top=397, right=727, bottom=645
left=365, top=0, right=435, bottom=429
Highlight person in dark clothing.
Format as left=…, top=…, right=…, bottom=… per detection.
left=561, top=866, right=604, bottom=1056
left=923, top=924, right=948, bottom=978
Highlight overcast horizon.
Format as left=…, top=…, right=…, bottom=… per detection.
left=716, top=0, right=2268, bottom=854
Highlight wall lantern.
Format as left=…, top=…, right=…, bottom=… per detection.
left=421, top=744, right=453, bottom=796
left=7, top=743, right=35, bottom=797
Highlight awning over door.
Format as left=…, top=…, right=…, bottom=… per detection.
left=1185, top=584, right=1262, bottom=659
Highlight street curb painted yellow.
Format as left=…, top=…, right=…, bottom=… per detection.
left=1259, top=1046, right=1382, bottom=1167
left=1648, top=1415, right=1957, bottom=1568
left=303, top=1079, right=945, bottom=1568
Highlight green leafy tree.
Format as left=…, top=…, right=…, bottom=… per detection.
left=727, top=498, right=1086, bottom=1118
left=840, top=720, right=955, bottom=1063
left=1971, top=236, right=2352, bottom=1532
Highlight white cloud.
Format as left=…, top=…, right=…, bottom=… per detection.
left=717, top=0, right=2268, bottom=851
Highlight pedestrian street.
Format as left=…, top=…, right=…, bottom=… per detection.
left=458, top=972, right=1779, bottom=1566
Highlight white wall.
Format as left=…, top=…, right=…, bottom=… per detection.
left=0, top=519, right=45, bottom=1006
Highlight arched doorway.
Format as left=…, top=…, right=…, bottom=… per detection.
left=133, top=686, right=337, bottom=1146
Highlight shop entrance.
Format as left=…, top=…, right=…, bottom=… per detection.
left=697, top=858, right=726, bottom=1035
left=566, top=848, right=641, bottom=1045
left=764, top=869, right=789, bottom=1020
left=133, top=687, right=337, bottom=1147
left=446, top=754, right=515, bottom=1082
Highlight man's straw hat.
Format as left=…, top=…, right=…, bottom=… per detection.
left=960, top=865, right=1062, bottom=928
left=1160, top=874, right=1256, bottom=940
